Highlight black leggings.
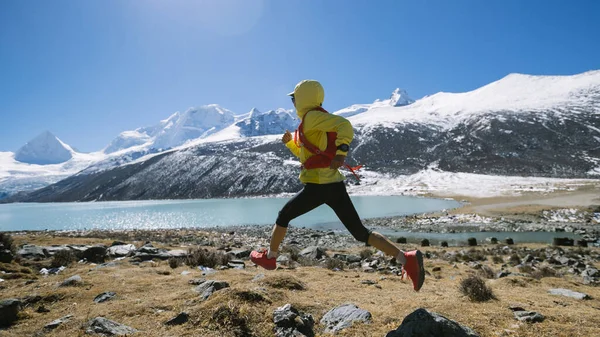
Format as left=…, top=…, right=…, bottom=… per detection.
left=276, top=182, right=371, bottom=243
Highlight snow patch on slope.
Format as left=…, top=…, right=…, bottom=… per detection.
left=346, top=168, right=600, bottom=198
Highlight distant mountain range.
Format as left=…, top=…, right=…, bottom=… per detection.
left=2, top=70, right=599, bottom=202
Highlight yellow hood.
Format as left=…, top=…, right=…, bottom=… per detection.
left=289, top=80, right=325, bottom=119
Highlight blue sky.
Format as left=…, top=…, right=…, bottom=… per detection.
left=1, top=0, right=599, bottom=152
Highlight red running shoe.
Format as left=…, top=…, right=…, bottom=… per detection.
left=402, top=250, right=425, bottom=291
left=250, top=248, right=276, bottom=270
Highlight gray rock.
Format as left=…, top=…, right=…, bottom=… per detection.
left=165, top=312, right=189, bottom=326
left=194, top=280, right=230, bottom=301
left=17, top=245, right=47, bottom=259
left=43, top=245, right=72, bottom=256
left=277, top=254, right=291, bottom=264
left=228, top=260, right=245, bottom=269
left=0, top=249, right=13, bottom=263
left=497, top=271, right=511, bottom=278
left=299, top=246, right=325, bottom=260
left=0, top=299, right=22, bottom=327
left=386, top=308, right=480, bottom=337
left=273, top=303, right=315, bottom=337
left=320, top=303, right=371, bottom=334
left=60, top=275, right=82, bottom=287
left=83, top=246, right=107, bottom=263
left=107, top=244, right=136, bottom=257
left=548, top=288, right=590, bottom=300
left=94, top=292, right=116, bottom=303
left=44, top=314, right=73, bottom=330
left=513, top=311, right=545, bottom=323
left=230, top=249, right=251, bottom=259
left=582, top=268, right=599, bottom=278
left=252, top=274, right=265, bottom=282
left=166, top=249, right=188, bottom=258
left=86, top=317, right=138, bottom=335
left=582, top=268, right=599, bottom=284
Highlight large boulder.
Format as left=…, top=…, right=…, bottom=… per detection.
left=17, top=245, right=47, bottom=259
left=107, top=244, right=136, bottom=257
left=0, top=299, right=22, bottom=327
left=320, top=303, right=371, bottom=334
left=300, top=246, right=326, bottom=260
left=273, top=303, right=315, bottom=337
left=386, top=308, right=480, bottom=337
left=83, top=246, right=107, bottom=263
left=0, top=249, right=13, bottom=263
left=86, top=317, right=138, bottom=335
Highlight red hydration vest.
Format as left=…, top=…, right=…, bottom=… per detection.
left=294, top=106, right=362, bottom=181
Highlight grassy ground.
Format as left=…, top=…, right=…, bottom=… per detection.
left=1, top=239, right=599, bottom=337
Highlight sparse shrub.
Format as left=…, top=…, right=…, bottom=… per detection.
left=467, top=238, right=477, bottom=246
left=508, top=254, right=521, bottom=266
left=459, top=275, right=496, bottom=302
left=51, top=250, right=76, bottom=268
left=0, top=233, right=15, bottom=253
left=359, top=248, right=373, bottom=260
left=185, top=247, right=231, bottom=268
left=531, top=266, right=560, bottom=280
left=233, top=290, right=271, bottom=303
left=462, top=249, right=486, bottom=262
left=492, top=255, right=504, bottom=264
left=440, top=241, right=449, bottom=247
left=262, top=275, right=306, bottom=290
left=396, top=237, right=407, bottom=244
left=324, top=257, right=344, bottom=271
left=156, top=270, right=171, bottom=275
left=517, top=264, right=534, bottom=274
left=421, top=239, right=430, bottom=247
left=168, top=257, right=182, bottom=269
left=210, top=304, right=250, bottom=336
left=477, top=265, right=496, bottom=279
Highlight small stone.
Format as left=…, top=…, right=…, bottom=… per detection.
left=513, top=311, right=544, bottom=323
left=361, top=279, right=377, bottom=285
left=59, top=275, right=82, bottom=287
left=44, top=314, right=73, bottom=330
left=548, top=288, right=590, bottom=300
left=86, top=317, right=138, bottom=335
left=252, top=274, right=265, bottom=282
left=94, top=292, right=116, bottom=303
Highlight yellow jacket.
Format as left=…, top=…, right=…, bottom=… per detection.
left=285, top=80, right=354, bottom=184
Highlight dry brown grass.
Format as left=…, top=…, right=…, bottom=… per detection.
left=0, top=240, right=599, bottom=337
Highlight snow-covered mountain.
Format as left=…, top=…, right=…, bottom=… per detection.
left=236, top=108, right=297, bottom=137
left=334, top=88, right=415, bottom=118
left=7, top=70, right=599, bottom=203
left=14, top=131, right=74, bottom=165
left=0, top=132, right=104, bottom=199
left=104, top=105, right=236, bottom=154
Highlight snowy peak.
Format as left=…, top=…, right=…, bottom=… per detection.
left=389, top=88, right=415, bottom=107
left=152, top=105, right=235, bottom=149
left=236, top=108, right=297, bottom=137
left=14, top=131, right=74, bottom=165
